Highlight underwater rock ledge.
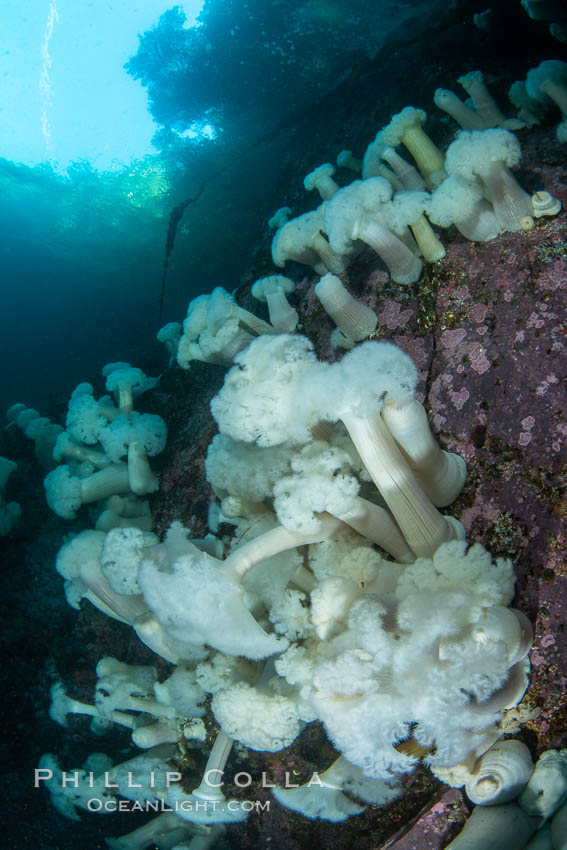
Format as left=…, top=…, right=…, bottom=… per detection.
left=143, top=126, right=566, bottom=850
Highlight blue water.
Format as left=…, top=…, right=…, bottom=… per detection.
left=0, top=0, right=466, bottom=417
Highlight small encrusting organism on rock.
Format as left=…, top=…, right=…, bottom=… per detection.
left=531, top=189, right=562, bottom=218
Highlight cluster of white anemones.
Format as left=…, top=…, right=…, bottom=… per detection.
left=20, top=55, right=566, bottom=850
left=35, top=329, right=552, bottom=849
left=162, top=63, right=563, bottom=372
left=266, top=63, right=563, bottom=300
left=5, top=362, right=166, bottom=533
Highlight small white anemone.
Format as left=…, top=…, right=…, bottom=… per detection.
left=304, top=163, right=340, bottom=200
left=251, top=275, right=298, bottom=332
left=314, top=273, right=377, bottom=343
left=379, top=106, right=446, bottom=188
